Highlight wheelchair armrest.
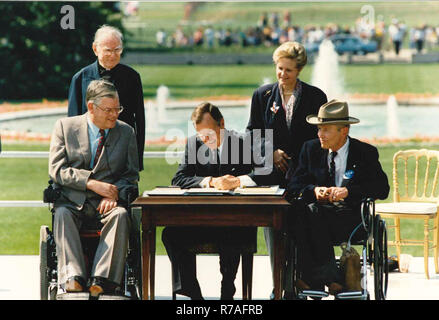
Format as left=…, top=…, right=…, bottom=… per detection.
left=118, top=186, right=139, bottom=209
left=126, top=187, right=139, bottom=206
left=43, top=180, right=61, bottom=203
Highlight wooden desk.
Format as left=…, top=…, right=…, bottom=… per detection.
left=132, top=194, right=290, bottom=300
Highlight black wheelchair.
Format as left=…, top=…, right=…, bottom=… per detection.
left=39, top=181, right=143, bottom=300
left=288, top=198, right=389, bottom=300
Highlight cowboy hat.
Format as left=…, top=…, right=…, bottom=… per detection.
left=306, top=99, right=360, bottom=125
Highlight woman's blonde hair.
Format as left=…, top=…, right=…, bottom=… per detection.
left=272, top=41, right=307, bottom=70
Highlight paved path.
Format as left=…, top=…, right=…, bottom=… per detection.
left=0, top=255, right=438, bottom=300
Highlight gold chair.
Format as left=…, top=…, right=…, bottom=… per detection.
left=375, top=149, right=439, bottom=279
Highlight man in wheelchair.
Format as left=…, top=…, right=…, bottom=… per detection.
left=285, top=99, right=389, bottom=296
left=48, top=79, right=139, bottom=298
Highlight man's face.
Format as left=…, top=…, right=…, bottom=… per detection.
left=317, top=124, right=348, bottom=151
left=194, top=113, right=225, bottom=150
left=88, top=96, right=120, bottom=129
left=92, top=35, right=122, bottom=70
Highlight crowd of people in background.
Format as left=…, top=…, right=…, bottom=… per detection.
left=154, top=11, right=439, bottom=55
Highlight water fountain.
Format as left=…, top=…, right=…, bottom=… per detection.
left=261, top=77, right=272, bottom=86
left=311, top=39, right=345, bottom=101
left=147, top=85, right=176, bottom=133
left=146, top=100, right=160, bottom=133
left=156, top=85, right=171, bottom=123
left=386, top=95, right=400, bottom=138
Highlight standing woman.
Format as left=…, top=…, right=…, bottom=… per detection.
left=246, top=41, right=327, bottom=298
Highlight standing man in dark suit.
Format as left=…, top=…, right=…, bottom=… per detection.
left=286, top=99, right=389, bottom=295
left=162, top=102, right=259, bottom=300
left=49, top=79, right=139, bottom=297
left=68, top=25, right=145, bottom=171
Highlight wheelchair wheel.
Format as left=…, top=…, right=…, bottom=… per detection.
left=373, top=216, right=388, bottom=300
left=39, top=226, right=50, bottom=300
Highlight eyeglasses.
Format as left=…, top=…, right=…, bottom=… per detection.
left=94, top=104, right=124, bottom=114
left=100, top=46, right=123, bottom=56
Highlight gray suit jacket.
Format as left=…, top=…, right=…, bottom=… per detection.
left=49, top=113, right=139, bottom=209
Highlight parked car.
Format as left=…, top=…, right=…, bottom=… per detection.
left=305, top=35, right=378, bottom=55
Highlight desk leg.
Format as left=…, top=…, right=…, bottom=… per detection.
left=142, top=226, right=156, bottom=300
left=150, top=227, right=156, bottom=300
left=273, top=210, right=286, bottom=300
left=142, top=227, right=150, bottom=300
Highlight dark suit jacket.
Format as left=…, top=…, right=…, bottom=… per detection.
left=246, top=81, right=327, bottom=186
left=287, top=137, right=389, bottom=206
left=172, top=130, right=256, bottom=189
left=67, top=61, right=145, bottom=170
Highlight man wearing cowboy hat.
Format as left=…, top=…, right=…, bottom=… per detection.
left=285, top=99, right=389, bottom=295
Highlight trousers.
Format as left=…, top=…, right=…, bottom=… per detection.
left=291, top=202, right=365, bottom=286
left=53, top=201, right=130, bottom=286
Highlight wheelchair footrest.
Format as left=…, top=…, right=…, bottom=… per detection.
left=335, top=291, right=366, bottom=300
left=57, top=293, right=130, bottom=300
left=298, top=290, right=329, bottom=299
left=57, top=293, right=90, bottom=300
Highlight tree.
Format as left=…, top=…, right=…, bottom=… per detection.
left=0, top=1, right=124, bottom=100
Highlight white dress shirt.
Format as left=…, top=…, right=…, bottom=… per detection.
left=327, top=137, right=350, bottom=187
left=199, top=130, right=257, bottom=188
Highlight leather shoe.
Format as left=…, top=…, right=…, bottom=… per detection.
left=328, top=282, right=343, bottom=295
left=65, top=276, right=85, bottom=293
left=174, top=288, right=204, bottom=300
left=296, top=279, right=311, bottom=291
left=88, top=277, right=117, bottom=298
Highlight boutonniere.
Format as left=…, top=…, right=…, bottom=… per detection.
left=343, top=169, right=355, bottom=180
left=270, top=102, right=280, bottom=119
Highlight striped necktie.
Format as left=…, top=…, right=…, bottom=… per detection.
left=93, top=129, right=106, bottom=169
left=329, top=151, right=337, bottom=186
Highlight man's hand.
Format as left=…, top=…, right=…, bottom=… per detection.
left=210, top=175, right=240, bottom=190
left=86, top=179, right=119, bottom=200
left=273, top=149, right=291, bottom=173
left=315, top=186, right=330, bottom=202
left=314, top=186, right=349, bottom=203
left=97, top=198, right=118, bottom=215
left=327, top=187, right=349, bottom=203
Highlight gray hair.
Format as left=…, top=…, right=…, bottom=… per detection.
left=93, top=25, right=123, bottom=47
left=86, top=79, right=119, bottom=106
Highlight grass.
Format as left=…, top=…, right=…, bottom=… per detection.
left=2, top=142, right=439, bottom=256
left=2, top=64, right=438, bottom=105
left=135, top=64, right=439, bottom=99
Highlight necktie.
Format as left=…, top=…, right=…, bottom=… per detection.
left=216, top=149, right=221, bottom=175
left=329, top=151, right=337, bottom=186
left=93, top=129, right=106, bottom=169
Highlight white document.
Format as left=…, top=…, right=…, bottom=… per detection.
left=233, top=185, right=284, bottom=195
left=185, top=188, right=232, bottom=194
left=145, top=187, right=186, bottom=196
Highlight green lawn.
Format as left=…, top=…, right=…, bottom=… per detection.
left=136, top=64, right=439, bottom=99
left=1, top=142, right=439, bottom=256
